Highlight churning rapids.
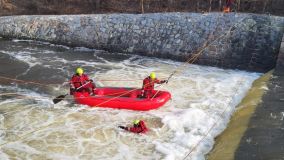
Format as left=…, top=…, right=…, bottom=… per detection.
left=0, top=38, right=260, bottom=160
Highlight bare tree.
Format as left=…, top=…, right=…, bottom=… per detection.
left=209, top=0, right=212, bottom=12
left=197, top=0, right=200, bottom=12
left=263, top=0, right=269, bottom=13
left=141, top=0, right=144, bottom=13
left=237, top=0, right=241, bottom=11
left=219, top=0, right=222, bottom=11
left=95, top=0, right=101, bottom=13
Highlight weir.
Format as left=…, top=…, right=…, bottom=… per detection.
left=234, top=33, right=284, bottom=160
left=207, top=35, right=284, bottom=160
left=0, top=13, right=283, bottom=72
left=1, top=12, right=284, bottom=160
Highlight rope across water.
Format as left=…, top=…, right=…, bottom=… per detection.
left=0, top=13, right=244, bottom=151
left=0, top=13, right=282, bottom=160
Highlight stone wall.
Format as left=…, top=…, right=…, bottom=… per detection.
left=0, top=13, right=283, bottom=72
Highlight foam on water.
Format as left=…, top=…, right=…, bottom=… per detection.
left=0, top=50, right=40, bottom=67
left=94, top=58, right=260, bottom=160
left=12, top=39, right=71, bottom=49
left=0, top=40, right=261, bottom=160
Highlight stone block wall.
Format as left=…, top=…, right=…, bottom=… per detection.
left=0, top=13, right=283, bottom=72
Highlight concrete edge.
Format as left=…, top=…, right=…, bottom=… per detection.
left=206, top=70, right=273, bottom=160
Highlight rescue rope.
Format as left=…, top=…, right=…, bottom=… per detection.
left=97, top=79, right=143, bottom=81
left=151, top=13, right=226, bottom=99
left=0, top=119, right=66, bottom=147
left=0, top=74, right=171, bottom=147
left=182, top=80, right=243, bottom=160
left=0, top=79, right=164, bottom=148
left=1, top=14, right=281, bottom=99
left=133, top=12, right=246, bottom=159
left=0, top=76, right=56, bottom=87
left=0, top=13, right=282, bottom=155
left=181, top=14, right=249, bottom=160
left=0, top=75, right=144, bottom=87
left=0, top=20, right=252, bottom=151
left=0, top=93, right=20, bottom=96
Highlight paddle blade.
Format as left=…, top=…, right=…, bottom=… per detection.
left=53, top=94, right=68, bottom=104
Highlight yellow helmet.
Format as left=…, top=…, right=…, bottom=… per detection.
left=150, top=72, right=156, bottom=79
left=76, top=67, right=84, bottom=76
left=133, top=119, right=140, bottom=125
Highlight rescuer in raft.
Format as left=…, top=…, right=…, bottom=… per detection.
left=119, top=120, right=148, bottom=133
left=141, top=72, right=167, bottom=98
left=70, top=67, right=96, bottom=95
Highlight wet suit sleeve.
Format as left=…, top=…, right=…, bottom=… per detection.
left=83, top=74, right=96, bottom=89
left=83, top=74, right=90, bottom=83
left=155, top=79, right=163, bottom=84
left=129, top=126, right=144, bottom=133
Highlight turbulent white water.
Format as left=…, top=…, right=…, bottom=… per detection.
left=0, top=39, right=260, bottom=160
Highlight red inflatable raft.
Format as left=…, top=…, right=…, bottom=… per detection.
left=73, top=87, right=171, bottom=111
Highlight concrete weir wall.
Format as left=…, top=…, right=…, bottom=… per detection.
left=0, top=13, right=283, bottom=72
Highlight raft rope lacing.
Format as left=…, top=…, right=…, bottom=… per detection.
left=0, top=13, right=282, bottom=159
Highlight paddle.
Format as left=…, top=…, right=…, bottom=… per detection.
left=53, top=81, right=92, bottom=104
left=53, top=94, right=69, bottom=104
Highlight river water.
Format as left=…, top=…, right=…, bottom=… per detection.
left=0, top=38, right=261, bottom=160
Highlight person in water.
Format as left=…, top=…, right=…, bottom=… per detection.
left=119, top=120, right=148, bottom=133
left=141, top=72, right=167, bottom=98
left=70, top=67, right=96, bottom=95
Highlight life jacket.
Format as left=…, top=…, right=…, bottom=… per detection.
left=70, top=74, right=96, bottom=95
left=70, top=74, right=90, bottom=88
left=129, top=120, right=148, bottom=133
left=138, top=120, right=148, bottom=133
left=142, top=77, right=160, bottom=91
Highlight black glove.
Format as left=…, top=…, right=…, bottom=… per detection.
left=118, top=126, right=127, bottom=130
left=70, top=87, right=76, bottom=92
left=161, top=80, right=168, bottom=84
